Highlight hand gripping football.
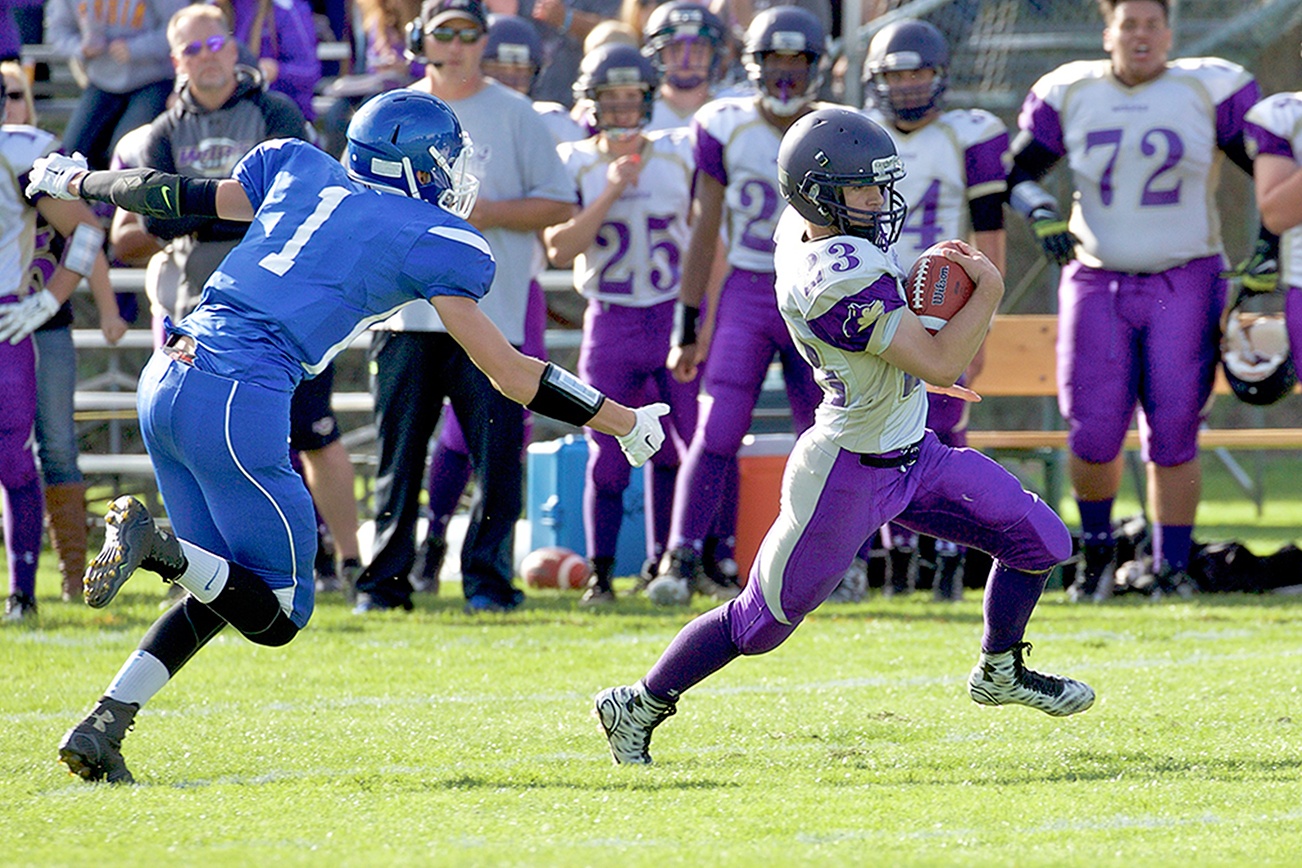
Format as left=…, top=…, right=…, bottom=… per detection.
left=905, top=243, right=976, bottom=334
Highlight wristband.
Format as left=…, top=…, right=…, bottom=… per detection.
left=527, top=362, right=607, bottom=427
left=63, top=222, right=105, bottom=276
left=672, top=303, right=700, bottom=347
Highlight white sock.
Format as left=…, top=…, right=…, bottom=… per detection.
left=174, top=541, right=229, bottom=603
left=104, top=650, right=171, bottom=708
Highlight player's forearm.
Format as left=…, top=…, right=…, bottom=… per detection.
left=473, top=197, right=574, bottom=232
left=1257, top=165, right=1302, bottom=235
left=69, top=168, right=223, bottom=220
left=679, top=222, right=720, bottom=309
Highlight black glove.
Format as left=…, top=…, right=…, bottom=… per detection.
left=1220, top=236, right=1279, bottom=294
left=1028, top=206, right=1078, bottom=266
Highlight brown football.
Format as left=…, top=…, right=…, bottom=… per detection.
left=905, top=244, right=976, bottom=334
left=519, top=546, right=591, bottom=590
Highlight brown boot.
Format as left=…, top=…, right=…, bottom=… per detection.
left=45, top=482, right=89, bottom=601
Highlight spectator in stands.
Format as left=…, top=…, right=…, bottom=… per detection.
left=2, top=61, right=127, bottom=607
left=530, top=0, right=624, bottom=106
left=1007, top=0, right=1262, bottom=600
left=0, top=0, right=43, bottom=62
left=1, top=75, right=122, bottom=620
left=859, top=19, right=1008, bottom=601
left=353, top=0, right=576, bottom=614
left=141, top=4, right=363, bottom=594
left=1244, top=87, right=1302, bottom=358
left=43, top=0, right=185, bottom=169
left=216, top=0, right=322, bottom=121
left=317, top=0, right=424, bottom=157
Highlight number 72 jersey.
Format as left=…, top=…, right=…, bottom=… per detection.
left=1019, top=57, right=1259, bottom=273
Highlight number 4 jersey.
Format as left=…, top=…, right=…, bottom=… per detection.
left=178, top=138, right=496, bottom=392
left=1018, top=57, right=1259, bottom=273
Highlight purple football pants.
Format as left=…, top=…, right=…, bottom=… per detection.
left=1057, top=255, right=1226, bottom=466
left=0, top=336, right=43, bottom=598
left=580, top=298, right=699, bottom=560
left=668, top=267, right=821, bottom=549
left=644, top=431, right=1071, bottom=700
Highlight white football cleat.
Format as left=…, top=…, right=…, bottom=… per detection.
left=968, top=642, right=1094, bottom=717
left=594, top=682, right=676, bottom=764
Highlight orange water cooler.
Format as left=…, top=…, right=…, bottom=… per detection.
left=733, top=433, right=796, bottom=580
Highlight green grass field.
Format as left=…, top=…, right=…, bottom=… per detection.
left=2, top=455, right=1301, bottom=866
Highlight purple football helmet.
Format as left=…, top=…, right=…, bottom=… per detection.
left=863, top=19, right=949, bottom=123
left=778, top=107, right=907, bottom=249
left=573, top=43, right=660, bottom=134
left=743, top=6, right=826, bottom=117
left=641, top=1, right=726, bottom=90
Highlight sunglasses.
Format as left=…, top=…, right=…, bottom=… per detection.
left=426, top=26, right=483, bottom=43
left=177, top=34, right=230, bottom=57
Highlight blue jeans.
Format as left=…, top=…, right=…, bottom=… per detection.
left=34, top=326, right=82, bottom=486
left=62, top=80, right=172, bottom=169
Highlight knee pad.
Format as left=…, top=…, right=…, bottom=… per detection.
left=997, top=501, right=1073, bottom=573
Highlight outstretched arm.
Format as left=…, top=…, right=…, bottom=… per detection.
left=431, top=295, right=669, bottom=466
left=27, top=153, right=255, bottom=221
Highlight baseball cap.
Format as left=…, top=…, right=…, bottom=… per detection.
left=422, top=0, right=489, bottom=31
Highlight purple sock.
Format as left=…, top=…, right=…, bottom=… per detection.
left=3, top=477, right=43, bottom=597
left=1153, top=523, right=1193, bottom=572
left=643, top=604, right=741, bottom=701
left=1077, top=498, right=1114, bottom=548
left=981, top=563, right=1049, bottom=653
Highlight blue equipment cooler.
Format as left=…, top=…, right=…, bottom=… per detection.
left=526, top=435, right=646, bottom=577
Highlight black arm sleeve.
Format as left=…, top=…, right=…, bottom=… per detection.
left=1007, top=136, right=1061, bottom=189
left=969, top=191, right=1005, bottom=233
left=79, top=168, right=222, bottom=220
left=140, top=120, right=206, bottom=240
left=1222, top=132, right=1256, bottom=177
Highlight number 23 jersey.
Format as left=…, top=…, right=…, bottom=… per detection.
left=773, top=207, right=926, bottom=455
left=179, top=138, right=496, bottom=392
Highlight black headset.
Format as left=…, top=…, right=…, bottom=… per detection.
left=405, top=16, right=425, bottom=59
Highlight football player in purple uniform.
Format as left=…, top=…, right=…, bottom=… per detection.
left=544, top=44, right=701, bottom=605
left=646, top=5, right=829, bottom=606
left=594, top=109, right=1094, bottom=765
left=1007, top=0, right=1262, bottom=601
left=1244, top=88, right=1302, bottom=368
left=29, top=89, right=669, bottom=783
left=860, top=19, right=1010, bottom=600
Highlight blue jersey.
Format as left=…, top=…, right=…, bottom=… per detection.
left=178, top=138, right=496, bottom=391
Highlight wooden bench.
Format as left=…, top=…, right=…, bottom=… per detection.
left=969, top=314, right=1302, bottom=506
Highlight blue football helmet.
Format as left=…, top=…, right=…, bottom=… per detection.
left=482, top=15, right=543, bottom=95
left=641, top=1, right=726, bottom=90
left=574, top=43, right=659, bottom=135
left=744, top=6, right=826, bottom=117
left=777, top=108, right=907, bottom=249
left=344, top=90, right=479, bottom=218
left=864, top=19, right=949, bottom=123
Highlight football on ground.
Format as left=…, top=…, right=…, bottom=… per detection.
left=905, top=243, right=976, bottom=334
left=520, top=546, right=591, bottom=590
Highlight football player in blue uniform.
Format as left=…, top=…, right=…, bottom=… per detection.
left=29, top=89, right=668, bottom=784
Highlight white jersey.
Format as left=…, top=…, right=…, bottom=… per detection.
left=863, top=107, right=1009, bottom=272
left=1022, top=57, right=1258, bottom=272
left=1245, top=91, right=1302, bottom=289
left=558, top=128, right=695, bottom=306
left=0, top=125, right=59, bottom=301
left=773, top=207, right=926, bottom=454
left=694, top=97, right=835, bottom=273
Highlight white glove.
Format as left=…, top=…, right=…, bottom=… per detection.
left=25, top=152, right=89, bottom=200
left=0, top=289, right=60, bottom=343
left=616, top=403, right=670, bottom=467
